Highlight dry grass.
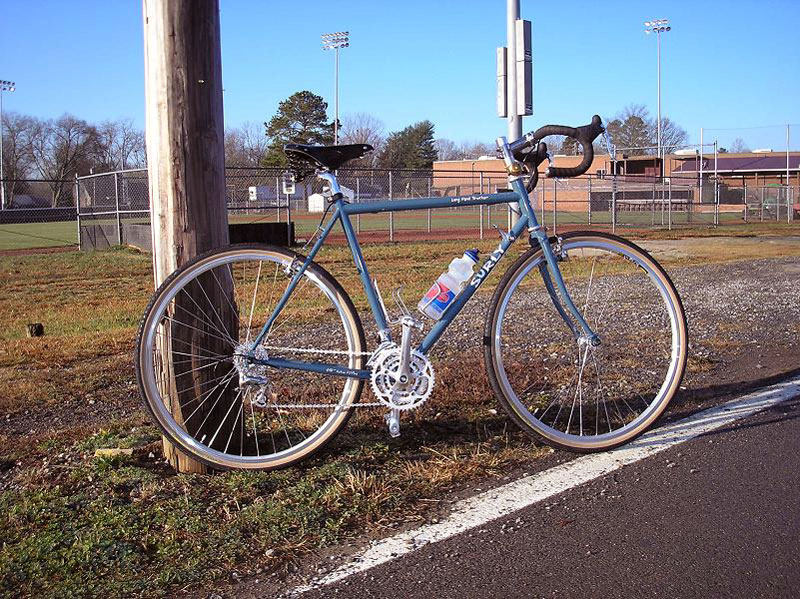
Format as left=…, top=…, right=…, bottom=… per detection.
left=2, top=230, right=798, bottom=597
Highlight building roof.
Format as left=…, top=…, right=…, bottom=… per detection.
left=672, top=153, right=800, bottom=174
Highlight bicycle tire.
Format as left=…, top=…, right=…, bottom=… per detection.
left=135, top=244, right=366, bottom=470
left=484, top=232, right=688, bottom=452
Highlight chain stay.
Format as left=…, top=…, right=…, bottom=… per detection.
left=256, top=343, right=380, bottom=408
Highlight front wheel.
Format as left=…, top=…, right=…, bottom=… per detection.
left=135, top=244, right=366, bottom=470
left=484, top=232, right=688, bottom=452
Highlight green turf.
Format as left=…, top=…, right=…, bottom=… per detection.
left=0, top=221, right=78, bottom=251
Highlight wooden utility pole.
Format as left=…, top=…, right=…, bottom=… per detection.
left=143, top=0, right=239, bottom=473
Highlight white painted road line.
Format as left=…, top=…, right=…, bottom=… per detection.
left=287, top=376, right=800, bottom=597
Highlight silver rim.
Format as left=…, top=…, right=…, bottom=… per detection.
left=138, top=248, right=361, bottom=469
left=492, top=237, right=685, bottom=450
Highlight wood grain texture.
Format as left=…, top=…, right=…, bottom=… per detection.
left=144, top=0, right=235, bottom=473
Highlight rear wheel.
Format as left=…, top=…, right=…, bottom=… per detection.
left=485, top=232, right=688, bottom=451
left=135, top=244, right=366, bottom=470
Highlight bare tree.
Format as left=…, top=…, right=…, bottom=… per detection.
left=339, top=113, right=385, bottom=168
left=658, top=117, right=689, bottom=154
left=434, top=139, right=495, bottom=161
left=1, top=111, right=35, bottom=204
left=224, top=121, right=268, bottom=167
left=28, top=114, right=98, bottom=206
left=93, top=118, right=146, bottom=171
left=729, top=137, right=750, bottom=153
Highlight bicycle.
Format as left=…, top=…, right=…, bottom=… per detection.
left=135, top=115, right=688, bottom=470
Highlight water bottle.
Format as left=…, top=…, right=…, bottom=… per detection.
left=417, top=249, right=479, bottom=320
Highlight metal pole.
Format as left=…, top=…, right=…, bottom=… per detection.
left=479, top=172, right=484, bottom=239
left=334, top=47, right=339, bottom=145
left=668, top=177, right=672, bottom=230
left=0, top=88, right=4, bottom=210
left=587, top=176, right=592, bottom=225
left=743, top=177, right=748, bottom=223
left=657, top=29, right=662, bottom=178
left=714, top=139, right=719, bottom=226
left=427, top=176, right=432, bottom=233
left=75, top=175, right=81, bottom=251
left=286, top=189, right=292, bottom=246
left=507, top=0, right=522, bottom=227
left=760, top=186, right=764, bottom=222
left=275, top=177, right=280, bottom=222
left=540, top=178, right=546, bottom=224
left=787, top=124, right=791, bottom=223
left=114, top=172, right=122, bottom=245
left=611, top=172, right=617, bottom=233
left=388, top=171, right=393, bottom=242
left=552, top=179, right=557, bottom=234
left=699, top=128, right=704, bottom=209
left=356, top=177, right=361, bottom=233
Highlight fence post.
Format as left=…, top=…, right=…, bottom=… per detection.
left=668, top=177, right=672, bottom=230
left=286, top=189, right=292, bottom=246
left=587, top=176, right=592, bottom=225
left=541, top=178, right=546, bottom=225
left=651, top=179, right=656, bottom=226
left=611, top=172, right=617, bottom=233
left=114, top=172, right=122, bottom=245
left=427, top=176, right=432, bottom=234
left=389, top=171, right=394, bottom=242
left=275, top=177, right=280, bottom=222
left=760, top=186, right=764, bottom=221
left=356, top=177, right=361, bottom=233
left=479, top=172, right=484, bottom=239
left=75, top=175, right=81, bottom=251
left=552, top=178, right=557, bottom=234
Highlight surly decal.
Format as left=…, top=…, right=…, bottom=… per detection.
left=469, top=239, right=514, bottom=288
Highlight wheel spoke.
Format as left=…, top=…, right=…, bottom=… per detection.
left=137, top=248, right=364, bottom=469
left=492, top=237, right=686, bottom=451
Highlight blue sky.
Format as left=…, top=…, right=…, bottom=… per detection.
left=2, top=0, right=799, bottom=149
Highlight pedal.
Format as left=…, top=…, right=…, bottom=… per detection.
left=385, top=409, right=401, bottom=438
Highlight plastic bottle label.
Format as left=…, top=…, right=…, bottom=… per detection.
left=423, top=281, right=455, bottom=316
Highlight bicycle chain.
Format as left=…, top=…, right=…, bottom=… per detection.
left=256, top=344, right=383, bottom=408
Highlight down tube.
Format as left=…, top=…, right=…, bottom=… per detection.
left=417, top=213, right=530, bottom=355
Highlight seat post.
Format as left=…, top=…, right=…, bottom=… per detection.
left=317, top=171, right=344, bottom=198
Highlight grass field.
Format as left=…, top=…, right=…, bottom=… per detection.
left=0, top=206, right=786, bottom=251
left=2, top=230, right=800, bottom=597
left=0, top=221, right=79, bottom=250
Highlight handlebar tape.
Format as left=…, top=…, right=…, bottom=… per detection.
left=533, top=115, right=604, bottom=179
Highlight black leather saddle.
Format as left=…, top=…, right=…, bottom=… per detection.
left=284, top=143, right=374, bottom=171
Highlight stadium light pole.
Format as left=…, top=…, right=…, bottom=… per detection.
left=321, top=32, right=349, bottom=145
left=644, top=19, right=670, bottom=177
left=0, top=80, right=16, bottom=210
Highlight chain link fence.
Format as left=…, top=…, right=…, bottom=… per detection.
left=2, top=167, right=796, bottom=252
left=0, top=179, right=78, bottom=250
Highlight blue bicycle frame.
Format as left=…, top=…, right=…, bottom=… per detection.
left=248, top=173, right=599, bottom=381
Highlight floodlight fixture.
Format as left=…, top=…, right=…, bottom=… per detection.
left=321, top=32, right=350, bottom=145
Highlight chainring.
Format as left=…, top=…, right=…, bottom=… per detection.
left=369, top=342, right=435, bottom=411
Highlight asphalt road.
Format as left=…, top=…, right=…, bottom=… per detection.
left=301, top=396, right=800, bottom=599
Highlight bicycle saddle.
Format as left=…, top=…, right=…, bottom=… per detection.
left=284, top=143, right=373, bottom=171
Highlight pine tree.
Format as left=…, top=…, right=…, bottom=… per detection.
left=378, top=121, right=438, bottom=169
left=262, top=91, right=334, bottom=167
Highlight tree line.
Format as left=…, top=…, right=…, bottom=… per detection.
left=1, top=113, right=146, bottom=206
left=2, top=92, right=701, bottom=207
